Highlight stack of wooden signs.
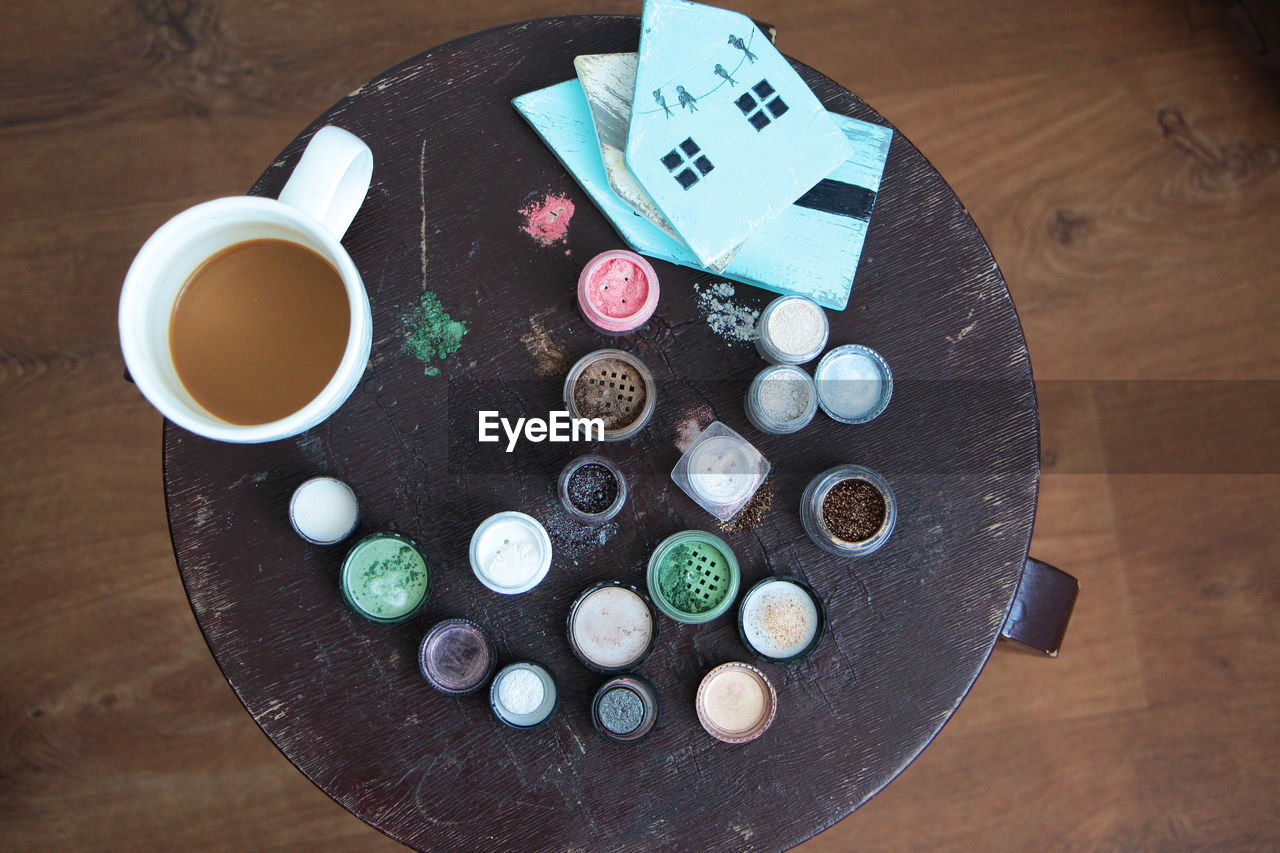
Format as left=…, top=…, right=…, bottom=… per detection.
left=513, top=0, right=893, bottom=310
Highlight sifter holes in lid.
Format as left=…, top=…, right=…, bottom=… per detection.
left=564, top=349, right=657, bottom=441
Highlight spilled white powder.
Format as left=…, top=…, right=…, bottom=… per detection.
left=766, top=298, right=825, bottom=356
left=759, top=374, right=810, bottom=422
left=694, top=282, right=759, bottom=344
left=497, top=668, right=544, bottom=716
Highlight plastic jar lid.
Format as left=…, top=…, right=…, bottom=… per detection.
left=814, top=344, right=893, bottom=424
left=469, top=511, right=552, bottom=594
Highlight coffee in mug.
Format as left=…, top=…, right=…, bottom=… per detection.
left=119, top=125, right=374, bottom=443
left=169, top=239, right=351, bottom=425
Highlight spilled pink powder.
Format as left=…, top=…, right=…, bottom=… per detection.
left=586, top=257, right=649, bottom=318
left=519, top=194, right=575, bottom=246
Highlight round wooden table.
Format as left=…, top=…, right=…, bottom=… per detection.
left=166, top=16, right=1041, bottom=852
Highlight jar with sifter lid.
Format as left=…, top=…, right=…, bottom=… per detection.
left=563, top=349, right=657, bottom=441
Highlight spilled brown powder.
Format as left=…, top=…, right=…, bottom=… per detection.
left=675, top=404, right=716, bottom=453
left=718, top=481, right=773, bottom=535
left=822, top=478, right=887, bottom=542
left=518, top=310, right=568, bottom=378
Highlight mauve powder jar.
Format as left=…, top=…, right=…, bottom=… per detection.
left=418, top=618, right=496, bottom=696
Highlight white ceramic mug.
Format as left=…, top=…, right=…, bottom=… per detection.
left=118, top=125, right=374, bottom=443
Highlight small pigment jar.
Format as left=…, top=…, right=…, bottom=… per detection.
left=577, top=249, right=660, bottom=335
left=671, top=421, right=770, bottom=522
left=557, top=455, right=626, bottom=524
left=695, top=662, right=777, bottom=744
left=340, top=532, right=431, bottom=624
left=418, top=618, right=496, bottom=696
left=490, top=661, right=558, bottom=729
left=737, top=576, right=826, bottom=664
left=566, top=582, right=658, bottom=673
left=744, top=365, right=818, bottom=435
left=646, top=530, right=740, bottom=624
left=563, top=349, right=656, bottom=441
left=289, top=476, right=360, bottom=545
left=814, top=344, right=893, bottom=424
left=591, top=675, right=660, bottom=743
left=800, top=465, right=898, bottom=557
left=754, top=295, right=829, bottom=365
left=469, top=511, right=553, bottom=594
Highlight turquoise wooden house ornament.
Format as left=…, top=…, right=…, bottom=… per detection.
left=575, top=54, right=682, bottom=246
left=624, top=0, right=853, bottom=267
left=512, top=76, right=892, bottom=310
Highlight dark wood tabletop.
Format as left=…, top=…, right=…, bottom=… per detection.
left=164, top=15, right=1038, bottom=852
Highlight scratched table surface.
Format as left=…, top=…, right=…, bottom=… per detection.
left=164, top=15, right=1038, bottom=853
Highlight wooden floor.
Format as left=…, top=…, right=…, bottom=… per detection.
left=2, top=0, right=1277, bottom=849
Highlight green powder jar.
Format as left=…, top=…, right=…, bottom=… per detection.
left=340, top=532, right=432, bottom=623
left=645, top=531, right=740, bottom=624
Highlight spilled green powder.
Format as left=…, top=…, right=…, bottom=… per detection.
left=402, top=291, right=467, bottom=375
left=656, top=542, right=729, bottom=615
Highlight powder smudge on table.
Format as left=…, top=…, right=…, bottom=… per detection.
left=402, top=290, right=467, bottom=375
left=519, top=192, right=576, bottom=248
left=519, top=309, right=569, bottom=378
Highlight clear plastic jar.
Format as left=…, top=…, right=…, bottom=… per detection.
left=557, top=454, right=627, bottom=524
left=800, top=465, right=897, bottom=557
left=563, top=349, right=657, bottom=441
left=754, top=295, right=829, bottom=365
left=744, top=364, right=818, bottom=434
left=813, top=344, right=892, bottom=424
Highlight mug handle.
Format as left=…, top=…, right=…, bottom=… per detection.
left=277, top=125, right=373, bottom=240
left=999, top=556, right=1079, bottom=657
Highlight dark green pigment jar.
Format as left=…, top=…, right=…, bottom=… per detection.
left=645, top=531, right=740, bottom=624
left=339, top=532, right=432, bottom=623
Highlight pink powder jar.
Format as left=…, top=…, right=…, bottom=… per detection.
left=577, top=249, right=660, bottom=336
